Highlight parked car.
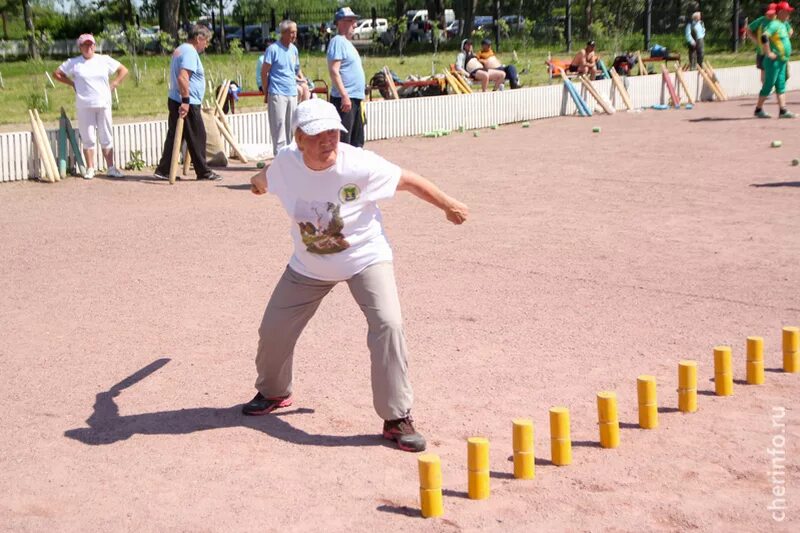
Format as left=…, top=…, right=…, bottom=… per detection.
left=226, top=24, right=267, bottom=51
left=406, top=9, right=455, bottom=41
left=473, top=15, right=494, bottom=33
left=501, top=15, right=526, bottom=33
left=445, top=19, right=461, bottom=39
left=353, top=18, right=388, bottom=40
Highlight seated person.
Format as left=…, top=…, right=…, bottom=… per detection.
left=476, top=38, right=521, bottom=89
left=455, top=39, right=505, bottom=92
left=570, top=40, right=598, bottom=78
left=256, top=52, right=266, bottom=93
left=297, top=76, right=312, bottom=102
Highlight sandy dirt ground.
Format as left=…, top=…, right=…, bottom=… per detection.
left=1, top=93, right=799, bottom=532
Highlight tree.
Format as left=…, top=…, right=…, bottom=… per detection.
left=22, top=0, right=39, bottom=60
left=160, top=0, right=180, bottom=38
left=0, top=0, right=20, bottom=39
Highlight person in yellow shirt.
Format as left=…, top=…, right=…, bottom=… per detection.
left=476, top=38, right=521, bottom=89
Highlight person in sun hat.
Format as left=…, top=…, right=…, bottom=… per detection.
left=53, top=33, right=129, bottom=180
left=327, top=6, right=367, bottom=147
left=754, top=1, right=796, bottom=118
left=243, top=98, right=470, bottom=452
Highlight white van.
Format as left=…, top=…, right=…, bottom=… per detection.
left=406, top=9, right=455, bottom=40
left=353, top=18, right=389, bottom=40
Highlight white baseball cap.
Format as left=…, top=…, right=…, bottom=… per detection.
left=292, top=98, right=347, bottom=136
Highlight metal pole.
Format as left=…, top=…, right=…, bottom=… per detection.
left=644, top=0, right=652, bottom=51
left=733, top=0, right=741, bottom=52
left=566, top=0, right=572, bottom=53
left=219, top=0, right=226, bottom=52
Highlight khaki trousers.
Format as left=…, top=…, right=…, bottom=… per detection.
left=254, top=262, right=414, bottom=420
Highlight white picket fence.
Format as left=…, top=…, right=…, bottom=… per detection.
left=1, top=61, right=797, bottom=183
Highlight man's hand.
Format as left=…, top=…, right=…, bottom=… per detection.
left=339, top=94, right=352, bottom=113
left=769, top=51, right=778, bottom=60
left=444, top=198, right=469, bottom=225
left=179, top=102, right=189, bottom=118
left=250, top=171, right=268, bottom=195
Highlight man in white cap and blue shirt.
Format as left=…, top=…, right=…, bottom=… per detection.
left=243, top=98, right=470, bottom=452
left=327, top=6, right=367, bottom=147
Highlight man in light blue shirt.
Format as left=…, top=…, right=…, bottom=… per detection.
left=327, top=7, right=367, bottom=147
left=155, top=24, right=221, bottom=181
left=685, top=11, right=706, bottom=69
left=262, top=20, right=304, bottom=154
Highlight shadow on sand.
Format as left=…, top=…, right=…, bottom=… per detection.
left=64, top=358, right=391, bottom=449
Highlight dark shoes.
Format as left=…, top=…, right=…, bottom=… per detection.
left=383, top=416, right=427, bottom=452
left=198, top=171, right=223, bottom=181
left=241, top=392, right=293, bottom=415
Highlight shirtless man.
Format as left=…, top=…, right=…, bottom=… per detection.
left=570, top=40, right=598, bottom=78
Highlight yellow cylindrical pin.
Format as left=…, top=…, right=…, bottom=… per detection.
left=513, top=451, right=535, bottom=479
left=467, top=469, right=490, bottom=500
left=549, top=407, right=572, bottom=466
left=714, top=346, right=733, bottom=396
left=746, top=337, right=765, bottom=385
left=783, top=327, right=800, bottom=352
left=417, top=454, right=443, bottom=518
left=467, top=437, right=490, bottom=471
left=597, top=391, right=620, bottom=448
left=783, top=327, right=799, bottom=373
left=512, top=419, right=534, bottom=453
left=418, top=454, right=442, bottom=489
left=419, top=488, right=444, bottom=518
left=678, top=360, right=698, bottom=413
left=637, top=375, right=658, bottom=429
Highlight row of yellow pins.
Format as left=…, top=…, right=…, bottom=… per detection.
left=417, top=327, right=800, bottom=518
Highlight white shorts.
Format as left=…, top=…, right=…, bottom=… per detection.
left=76, top=106, right=113, bottom=150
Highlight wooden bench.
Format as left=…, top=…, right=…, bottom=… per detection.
left=228, top=80, right=330, bottom=113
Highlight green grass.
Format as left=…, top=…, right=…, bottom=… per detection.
left=0, top=43, right=771, bottom=129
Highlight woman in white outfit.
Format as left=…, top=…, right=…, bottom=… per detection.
left=54, top=34, right=128, bottom=179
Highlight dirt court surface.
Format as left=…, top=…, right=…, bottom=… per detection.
left=2, top=93, right=800, bottom=532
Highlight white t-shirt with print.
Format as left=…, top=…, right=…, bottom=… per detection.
left=58, top=54, right=121, bottom=109
left=267, top=142, right=402, bottom=281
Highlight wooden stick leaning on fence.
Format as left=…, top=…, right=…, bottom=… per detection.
left=382, top=67, right=400, bottom=99
left=697, top=66, right=725, bottom=101
left=29, top=110, right=55, bottom=183
left=579, top=76, right=616, bottom=114
left=216, top=80, right=231, bottom=109
left=608, top=68, right=633, bottom=110
left=452, top=71, right=473, bottom=94
left=703, top=61, right=728, bottom=100
left=673, top=63, right=695, bottom=105
left=213, top=115, right=248, bottom=163
left=636, top=51, right=648, bottom=76
left=33, top=109, right=60, bottom=182
left=442, top=70, right=464, bottom=94
left=168, top=116, right=185, bottom=184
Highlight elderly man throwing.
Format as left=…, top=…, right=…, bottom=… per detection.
left=244, top=99, right=469, bottom=452
left=262, top=20, right=307, bottom=155
left=685, top=11, right=706, bottom=70
left=154, top=24, right=221, bottom=181
left=327, top=7, right=366, bottom=147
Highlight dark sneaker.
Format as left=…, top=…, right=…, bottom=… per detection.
left=241, top=392, right=292, bottom=415
left=383, top=416, right=427, bottom=452
left=153, top=171, right=169, bottom=180
left=198, top=171, right=223, bottom=181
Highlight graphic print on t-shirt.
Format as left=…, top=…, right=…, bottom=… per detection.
left=295, top=200, right=350, bottom=254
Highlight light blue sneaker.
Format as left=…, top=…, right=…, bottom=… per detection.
left=755, top=109, right=772, bottom=119
left=779, top=110, right=796, bottom=118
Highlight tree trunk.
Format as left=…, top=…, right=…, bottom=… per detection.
left=160, top=0, right=181, bottom=40
left=22, top=0, right=38, bottom=60
left=584, top=0, right=594, bottom=36
left=1, top=12, right=8, bottom=40
left=462, top=0, right=475, bottom=39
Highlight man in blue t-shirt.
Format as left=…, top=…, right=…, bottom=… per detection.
left=327, top=7, right=367, bottom=147
left=154, top=24, right=221, bottom=181
left=262, top=20, right=305, bottom=155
